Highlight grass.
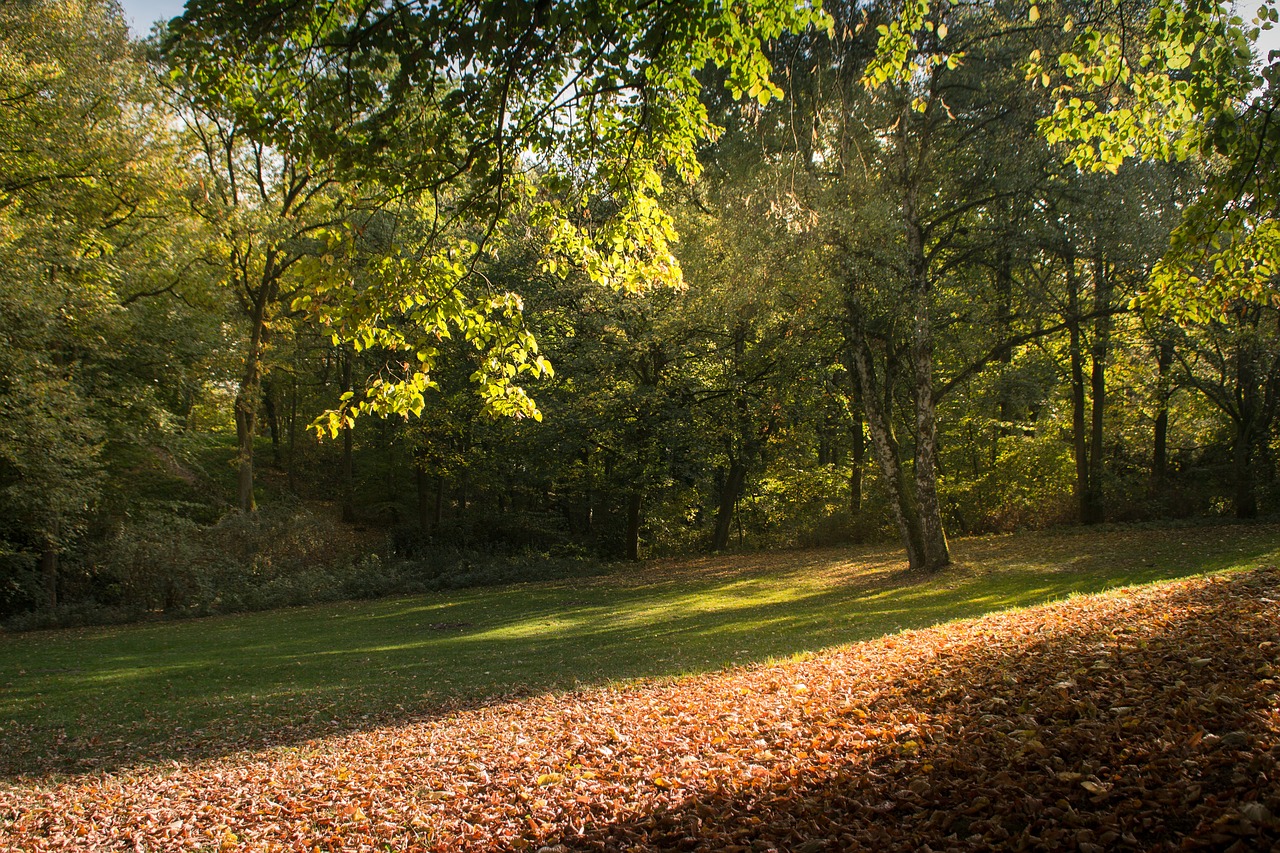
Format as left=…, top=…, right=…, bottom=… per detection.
left=2, top=520, right=1278, bottom=782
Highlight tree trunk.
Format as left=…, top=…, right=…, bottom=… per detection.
left=234, top=382, right=259, bottom=514
left=1234, top=334, right=1261, bottom=519
left=625, top=490, right=642, bottom=561
left=341, top=350, right=355, bottom=524
left=1234, top=421, right=1259, bottom=519
left=903, top=159, right=950, bottom=571
left=1152, top=335, right=1174, bottom=490
left=1083, top=256, right=1111, bottom=524
left=850, top=406, right=865, bottom=515
left=40, top=520, right=59, bottom=609
left=848, top=339, right=926, bottom=570
left=416, top=465, right=432, bottom=532
left=583, top=449, right=595, bottom=534
left=909, top=300, right=950, bottom=569
left=234, top=266, right=277, bottom=514
left=434, top=476, right=444, bottom=528
left=263, top=377, right=282, bottom=469
left=994, top=242, right=1015, bottom=462
left=1066, top=256, right=1090, bottom=523
left=711, top=459, right=747, bottom=552
left=287, top=375, right=299, bottom=494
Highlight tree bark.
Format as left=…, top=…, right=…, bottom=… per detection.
left=994, top=242, right=1015, bottom=462
left=287, top=374, right=299, bottom=494
left=341, top=349, right=355, bottom=524
left=263, top=377, right=282, bottom=469
left=1083, top=256, right=1111, bottom=524
left=234, top=365, right=260, bottom=514
left=850, top=405, right=865, bottom=515
left=625, top=490, right=642, bottom=561
left=1234, top=421, right=1259, bottom=519
left=1234, top=334, right=1261, bottom=519
left=416, top=465, right=432, bottom=533
left=1152, top=335, right=1174, bottom=490
left=909, top=298, right=950, bottom=569
left=40, top=519, right=59, bottom=609
left=233, top=256, right=279, bottom=514
left=902, top=150, right=950, bottom=571
left=1066, top=256, right=1090, bottom=523
left=434, top=476, right=444, bottom=528
left=711, top=459, right=747, bottom=552
left=848, top=339, right=926, bottom=569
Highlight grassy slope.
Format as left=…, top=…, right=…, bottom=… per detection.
left=1, top=521, right=1277, bottom=780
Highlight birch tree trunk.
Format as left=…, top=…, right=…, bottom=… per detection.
left=847, top=338, right=926, bottom=570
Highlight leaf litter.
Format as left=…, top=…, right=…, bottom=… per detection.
left=2, top=567, right=1278, bottom=851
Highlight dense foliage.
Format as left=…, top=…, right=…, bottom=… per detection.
left=1, top=0, right=1277, bottom=625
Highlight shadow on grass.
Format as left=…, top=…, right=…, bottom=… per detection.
left=527, top=567, right=1280, bottom=851
left=1, top=521, right=1277, bottom=784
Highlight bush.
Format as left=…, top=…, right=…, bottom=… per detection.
left=2, top=502, right=620, bottom=630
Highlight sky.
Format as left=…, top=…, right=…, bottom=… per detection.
left=118, top=0, right=185, bottom=37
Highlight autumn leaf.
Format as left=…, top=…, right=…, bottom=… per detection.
left=2, top=567, right=1277, bottom=851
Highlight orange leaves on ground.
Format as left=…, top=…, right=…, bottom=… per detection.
left=3, top=568, right=1279, bottom=850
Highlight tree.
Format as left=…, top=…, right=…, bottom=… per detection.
left=164, top=0, right=829, bottom=443
left=741, top=0, right=1077, bottom=570
left=1021, top=0, right=1275, bottom=315
left=0, top=0, right=216, bottom=608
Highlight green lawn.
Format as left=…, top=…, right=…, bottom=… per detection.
left=2, top=521, right=1277, bottom=782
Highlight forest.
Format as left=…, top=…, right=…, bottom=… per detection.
left=2, top=0, right=1278, bottom=630
left=4, top=1, right=1280, bottom=850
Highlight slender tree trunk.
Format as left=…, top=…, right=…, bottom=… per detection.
left=235, top=382, right=259, bottom=513
left=848, top=339, right=926, bottom=569
left=850, top=405, right=865, bottom=515
left=287, top=375, right=299, bottom=494
left=234, top=263, right=278, bottom=514
left=416, top=465, right=432, bottom=533
left=1066, top=256, right=1090, bottom=523
left=1152, top=335, right=1174, bottom=490
left=903, top=169, right=950, bottom=571
left=457, top=425, right=471, bottom=518
left=909, top=304, right=949, bottom=569
left=625, top=490, right=642, bottom=561
left=40, top=519, right=59, bottom=609
left=383, top=420, right=397, bottom=508
left=583, top=448, right=594, bottom=534
left=1234, top=337, right=1261, bottom=519
left=340, top=350, right=355, bottom=523
left=994, top=244, right=1015, bottom=464
left=263, top=377, right=282, bottom=469
left=341, top=427, right=355, bottom=522
left=1083, top=256, right=1111, bottom=524
left=1234, top=420, right=1259, bottom=518
left=434, top=476, right=444, bottom=527
left=711, top=459, right=747, bottom=552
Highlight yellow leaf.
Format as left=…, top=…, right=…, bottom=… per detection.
left=536, top=773, right=564, bottom=786
left=1029, top=5, right=1040, bottom=22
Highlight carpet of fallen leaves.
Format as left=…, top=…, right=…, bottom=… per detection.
left=3, top=567, right=1279, bottom=852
